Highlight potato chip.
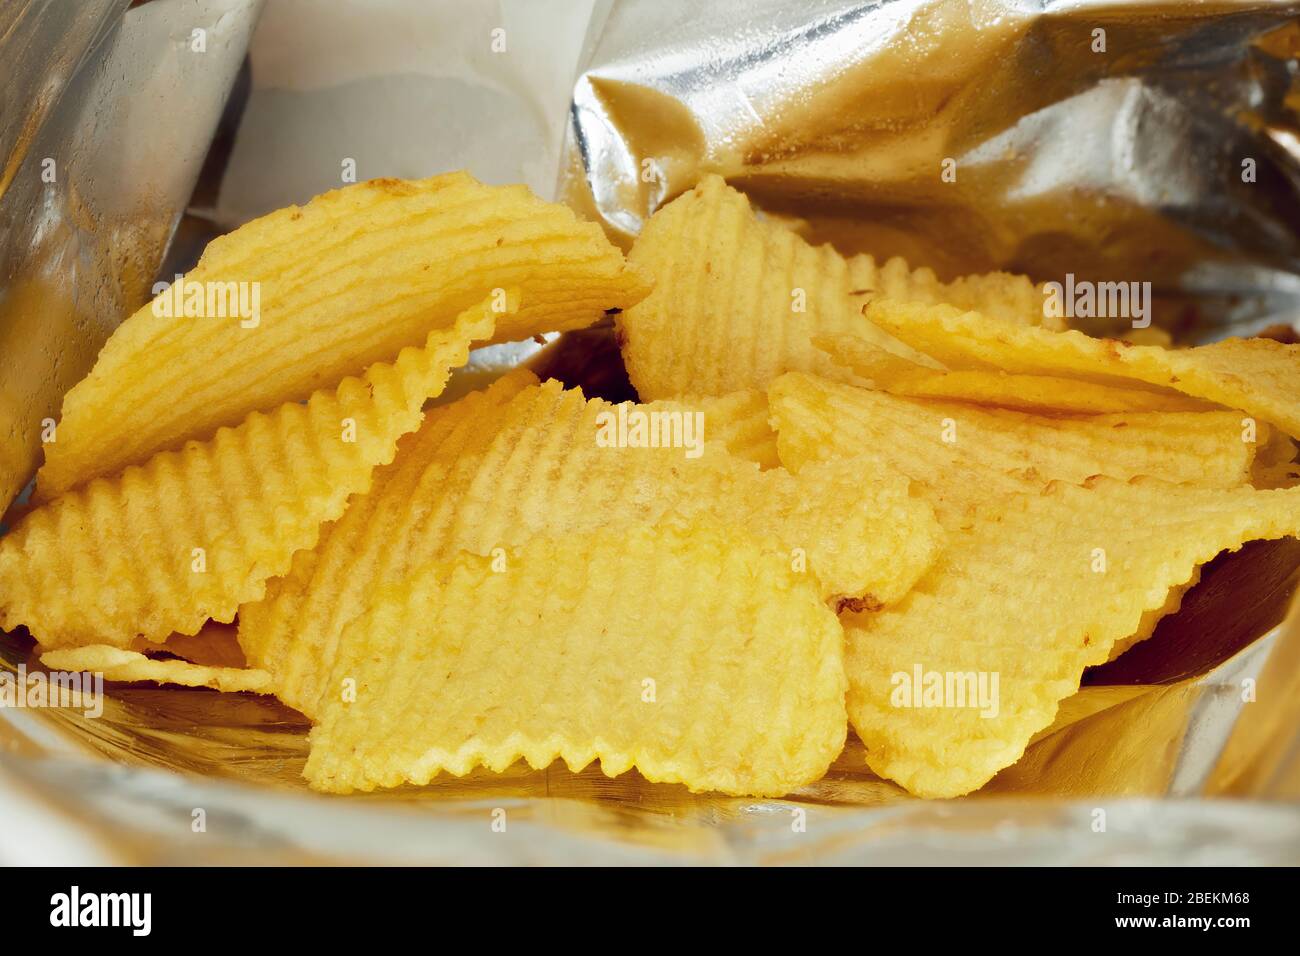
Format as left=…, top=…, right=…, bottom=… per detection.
left=845, top=252, right=1057, bottom=329
left=37, top=173, right=649, bottom=499
left=237, top=371, right=540, bottom=713
left=1105, top=572, right=1200, bottom=662
left=303, top=521, right=848, bottom=796
left=815, top=333, right=1212, bottom=414
left=40, top=644, right=271, bottom=694
left=241, top=375, right=939, bottom=716
left=866, top=300, right=1300, bottom=438
left=841, top=477, right=1300, bottom=798
left=768, top=372, right=1255, bottom=523
left=644, top=390, right=778, bottom=468
left=0, top=294, right=509, bottom=649
left=615, top=175, right=1048, bottom=399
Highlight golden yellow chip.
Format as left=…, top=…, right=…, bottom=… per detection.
left=845, top=252, right=1057, bottom=329
left=0, top=294, right=509, bottom=649
left=815, top=333, right=1212, bottom=414
left=37, top=173, right=649, bottom=499
left=1105, top=572, right=1201, bottom=662
left=644, top=390, right=778, bottom=468
left=303, top=521, right=848, bottom=796
left=40, top=644, right=271, bottom=694
left=768, top=372, right=1255, bottom=523
left=238, top=371, right=541, bottom=714
left=615, top=175, right=1048, bottom=400
left=867, top=300, right=1300, bottom=438
left=841, top=477, right=1300, bottom=798
left=241, top=375, right=940, bottom=716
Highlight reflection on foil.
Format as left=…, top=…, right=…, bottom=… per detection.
left=0, top=0, right=262, bottom=518
left=564, top=0, right=1300, bottom=337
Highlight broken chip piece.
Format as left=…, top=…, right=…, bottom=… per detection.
left=40, top=644, right=272, bottom=694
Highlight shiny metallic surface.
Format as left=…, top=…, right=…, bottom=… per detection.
left=564, top=0, right=1300, bottom=338
left=0, top=0, right=262, bottom=517
left=2, top=0, right=1299, bottom=864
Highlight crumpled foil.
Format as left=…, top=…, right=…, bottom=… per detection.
left=2, top=0, right=1300, bottom=865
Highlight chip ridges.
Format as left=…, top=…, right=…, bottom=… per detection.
left=867, top=300, right=1300, bottom=439
left=303, top=522, right=849, bottom=796
left=842, top=479, right=1300, bottom=798
left=643, top=390, right=779, bottom=468
left=0, top=294, right=508, bottom=648
left=815, top=332, right=1212, bottom=414
left=238, top=369, right=541, bottom=714
left=38, top=172, right=649, bottom=498
left=768, top=371, right=1255, bottom=524
left=616, top=174, right=1049, bottom=399
left=240, top=375, right=940, bottom=717
left=845, top=252, right=1054, bottom=329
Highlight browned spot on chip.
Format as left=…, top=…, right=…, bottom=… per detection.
left=838, top=594, right=883, bottom=614
left=368, top=177, right=419, bottom=195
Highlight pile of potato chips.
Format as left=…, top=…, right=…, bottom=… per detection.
left=3, top=172, right=1298, bottom=799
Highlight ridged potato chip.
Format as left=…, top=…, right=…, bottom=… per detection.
left=841, top=478, right=1300, bottom=798
left=644, top=390, right=778, bottom=468
left=615, top=174, right=1049, bottom=400
left=0, top=294, right=509, bottom=649
left=845, top=251, right=1056, bottom=329
left=38, top=173, right=649, bottom=499
left=867, top=300, right=1300, bottom=438
left=1105, top=572, right=1201, bottom=662
left=303, top=521, right=848, bottom=796
left=40, top=644, right=271, bottom=694
left=241, top=374, right=939, bottom=716
left=815, top=333, right=1211, bottom=414
left=769, top=372, right=1255, bottom=523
